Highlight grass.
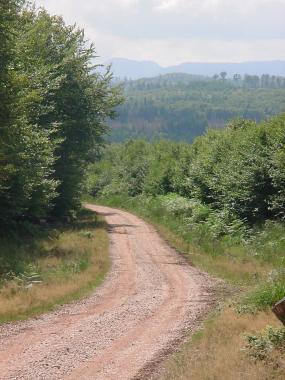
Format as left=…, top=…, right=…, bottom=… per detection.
left=159, top=308, right=284, bottom=380
left=92, top=194, right=280, bottom=286
left=89, top=193, right=285, bottom=380
left=0, top=209, right=110, bottom=323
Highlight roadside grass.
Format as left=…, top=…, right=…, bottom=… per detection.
left=92, top=194, right=280, bottom=286
left=89, top=194, right=285, bottom=380
left=0, top=209, right=110, bottom=323
left=159, top=308, right=284, bottom=380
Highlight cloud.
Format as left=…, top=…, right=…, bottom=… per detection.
left=35, top=0, right=285, bottom=64
left=154, top=0, right=179, bottom=11
left=94, top=33, right=285, bottom=66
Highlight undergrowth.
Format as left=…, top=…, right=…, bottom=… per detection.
left=245, top=325, right=285, bottom=361
left=0, top=209, right=110, bottom=323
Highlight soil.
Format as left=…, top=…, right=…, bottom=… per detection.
left=0, top=205, right=216, bottom=380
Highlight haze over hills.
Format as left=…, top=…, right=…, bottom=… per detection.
left=106, top=58, right=285, bottom=80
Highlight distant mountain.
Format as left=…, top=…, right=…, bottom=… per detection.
left=168, top=61, right=285, bottom=77
left=106, top=58, right=285, bottom=79
left=104, top=58, right=162, bottom=80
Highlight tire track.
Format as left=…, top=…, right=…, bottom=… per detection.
left=0, top=204, right=215, bottom=380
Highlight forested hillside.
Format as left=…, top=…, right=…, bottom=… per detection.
left=0, top=1, right=121, bottom=226
left=109, top=73, right=285, bottom=142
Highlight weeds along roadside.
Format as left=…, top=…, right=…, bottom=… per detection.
left=90, top=193, right=285, bottom=380
left=0, top=208, right=110, bottom=324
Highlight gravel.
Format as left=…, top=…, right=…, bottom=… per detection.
left=0, top=205, right=216, bottom=380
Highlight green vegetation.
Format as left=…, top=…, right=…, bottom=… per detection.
left=109, top=74, right=285, bottom=142
left=92, top=194, right=284, bottom=291
left=245, top=325, right=285, bottom=361
left=0, top=209, right=110, bottom=323
left=0, top=1, right=120, bottom=320
left=0, top=0, right=121, bottom=226
left=88, top=113, right=285, bottom=312
left=1, top=2, right=284, bottom=377
left=158, top=309, right=284, bottom=380
left=89, top=114, right=285, bottom=226
left=87, top=114, right=285, bottom=378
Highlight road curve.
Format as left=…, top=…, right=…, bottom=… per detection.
left=0, top=204, right=215, bottom=380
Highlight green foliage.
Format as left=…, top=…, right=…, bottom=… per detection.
left=86, top=139, right=190, bottom=198
left=246, top=221, right=285, bottom=266
left=109, top=75, right=285, bottom=142
left=245, top=326, right=285, bottom=361
left=89, top=114, right=285, bottom=225
left=0, top=120, right=59, bottom=222
left=182, top=117, right=285, bottom=223
left=0, top=209, right=97, bottom=282
left=0, top=0, right=22, bottom=126
left=242, top=269, right=285, bottom=312
left=94, top=192, right=285, bottom=289
left=0, top=2, right=121, bottom=226
left=88, top=114, right=285, bottom=295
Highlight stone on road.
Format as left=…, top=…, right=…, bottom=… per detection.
left=0, top=205, right=214, bottom=380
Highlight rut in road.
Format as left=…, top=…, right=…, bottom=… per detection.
left=0, top=205, right=215, bottom=380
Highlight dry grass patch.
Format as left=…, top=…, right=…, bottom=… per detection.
left=159, top=307, right=284, bottom=380
left=153, top=223, right=268, bottom=286
left=0, top=210, right=110, bottom=323
left=189, top=252, right=268, bottom=286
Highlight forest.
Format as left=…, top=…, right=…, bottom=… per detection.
left=0, top=0, right=121, bottom=228
left=109, top=73, right=285, bottom=142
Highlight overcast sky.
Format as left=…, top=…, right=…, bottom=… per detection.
left=35, top=0, right=285, bottom=66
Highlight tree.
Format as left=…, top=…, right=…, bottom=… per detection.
left=261, top=74, right=270, bottom=88
left=0, top=3, right=60, bottom=223
left=0, top=0, right=18, bottom=170
left=220, top=71, right=227, bottom=82
left=0, top=3, right=122, bottom=225
left=233, top=73, right=241, bottom=84
left=16, top=8, right=122, bottom=217
left=0, top=0, right=22, bottom=126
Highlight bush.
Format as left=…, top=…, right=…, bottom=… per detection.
left=245, top=326, right=285, bottom=361
left=158, top=194, right=201, bottom=217
left=89, top=114, right=285, bottom=227
left=242, top=269, right=285, bottom=311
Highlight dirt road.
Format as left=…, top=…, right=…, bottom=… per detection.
left=0, top=205, right=215, bottom=380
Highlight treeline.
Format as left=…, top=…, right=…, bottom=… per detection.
left=216, top=73, right=285, bottom=89
left=88, top=114, right=285, bottom=227
left=109, top=74, right=285, bottom=142
left=242, top=74, right=285, bottom=88
left=0, top=1, right=121, bottom=226
left=124, top=72, right=285, bottom=91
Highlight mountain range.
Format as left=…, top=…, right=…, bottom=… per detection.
left=105, top=58, right=285, bottom=80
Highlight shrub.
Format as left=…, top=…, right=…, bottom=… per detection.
left=245, top=326, right=285, bottom=361
left=241, top=269, right=285, bottom=312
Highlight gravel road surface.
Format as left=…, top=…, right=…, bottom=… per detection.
left=0, top=204, right=215, bottom=380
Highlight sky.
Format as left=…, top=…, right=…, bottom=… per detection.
left=35, top=0, right=285, bottom=66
